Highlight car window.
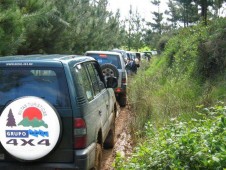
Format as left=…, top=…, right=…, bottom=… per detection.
left=73, top=64, right=94, bottom=101
left=86, top=53, right=122, bottom=69
left=92, top=62, right=106, bottom=90
left=86, top=63, right=101, bottom=96
left=0, top=68, right=70, bottom=108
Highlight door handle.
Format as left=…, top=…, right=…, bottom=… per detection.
left=99, top=110, right=102, bottom=116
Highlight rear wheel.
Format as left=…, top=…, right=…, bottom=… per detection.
left=92, top=143, right=102, bottom=170
left=104, top=117, right=115, bottom=149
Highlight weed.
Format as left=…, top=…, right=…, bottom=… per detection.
left=118, top=18, right=226, bottom=169
left=115, top=103, right=226, bottom=169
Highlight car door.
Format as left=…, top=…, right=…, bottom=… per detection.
left=71, top=62, right=106, bottom=145
left=92, top=62, right=112, bottom=117
left=86, top=62, right=110, bottom=138
left=91, top=62, right=115, bottom=137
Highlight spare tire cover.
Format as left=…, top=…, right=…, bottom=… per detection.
left=101, top=63, right=119, bottom=79
left=0, top=96, right=61, bottom=161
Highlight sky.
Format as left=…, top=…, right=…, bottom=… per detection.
left=107, top=0, right=169, bottom=22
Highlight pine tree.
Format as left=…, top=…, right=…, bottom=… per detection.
left=149, top=0, right=163, bottom=35
left=165, top=0, right=181, bottom=28
left=212, top=0, right=225, bottom=17
left=6, top=109, right=16, bottom=127
left=171, top=0, right=199, bottom=27
left=0, top=0, right=24, bottom=56
left=16, top=0, right=69, bottom=54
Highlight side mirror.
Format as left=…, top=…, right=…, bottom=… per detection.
left=106, top=77, right=118, bottom=88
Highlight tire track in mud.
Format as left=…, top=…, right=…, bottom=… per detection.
left=101, top=105, right=133, bottom=170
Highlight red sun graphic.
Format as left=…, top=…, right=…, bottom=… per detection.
left=23, top=107, right=42, bottom=120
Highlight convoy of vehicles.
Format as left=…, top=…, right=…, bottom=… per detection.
left=0, top=49, right=152, bottom=169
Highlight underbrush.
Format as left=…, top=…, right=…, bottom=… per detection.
left=127, top=18, right=226, bottom=138
left=127, top=57, right=204, bottom=140
left=116, top=18, right=226, bottom=169
left=115, top=103, right=226, bottom=169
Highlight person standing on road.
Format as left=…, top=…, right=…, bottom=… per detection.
left=126, top=58, right=139, bottom=75
left=147, top=54, right=151, bottom=61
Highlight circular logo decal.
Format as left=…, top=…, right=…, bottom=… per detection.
left=0, top=96, right=61, bottom=161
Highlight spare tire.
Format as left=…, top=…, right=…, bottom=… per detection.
left=0, top=96, right=62, bottom=161
left=100, top=63, right=119, bottom=79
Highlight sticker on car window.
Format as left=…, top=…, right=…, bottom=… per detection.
left=86, top=91, right=92, bottom=99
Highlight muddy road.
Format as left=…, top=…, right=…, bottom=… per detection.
left=101, top=105, right=133, bottom=170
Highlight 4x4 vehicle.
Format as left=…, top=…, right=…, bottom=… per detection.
left=126, top=51, right=136, bottom=61
left=112, top=49, right=128, bottom=63
left=0, top=54, right=118, bottom=170
left=85, top=51, right=127, bottom=107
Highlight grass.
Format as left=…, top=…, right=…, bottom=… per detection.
left=115, top=18, right=226, bottom=169
left=115, top=103, right=226, bottom=169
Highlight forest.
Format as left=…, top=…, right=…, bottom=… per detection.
left=0, top=0, right=225, bottom=56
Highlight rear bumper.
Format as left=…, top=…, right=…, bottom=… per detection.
left=75, top=142, right=96, bottom=169
left=0, top=143, right=96, bottom=170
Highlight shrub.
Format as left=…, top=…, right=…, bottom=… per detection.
left=115, top=103, right=226, bottom=169
left=196, top=18, right=226, bottom=79
left=156, top=35, right=170, bottom=53
left=121, top=18, right=226, bottom=169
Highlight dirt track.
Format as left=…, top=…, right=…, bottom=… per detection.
left=101, top=105, right=133, bottom=170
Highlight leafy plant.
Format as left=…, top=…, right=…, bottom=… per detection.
left=196, top=18, right=226, bottom=79
left=115, top=103, right=226, bottom=169
left=121, top=18, right=226, bottom=170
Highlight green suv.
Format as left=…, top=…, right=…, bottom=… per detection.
left=0, top=54, right=118, bottom=170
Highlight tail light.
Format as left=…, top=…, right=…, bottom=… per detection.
left=121, top=72, right=127, bottom=85
left=74, top=118, right=87, bottom=149
left=115, top=87, right=122, bottom=93
left=122, top=77, right=126, bottom=84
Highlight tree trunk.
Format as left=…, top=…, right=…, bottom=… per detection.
left=200, top=0, right=208, bottom=25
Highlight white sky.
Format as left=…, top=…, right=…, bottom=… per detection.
left=107, top=0, right=169, bottom=22
left=107, top=0, right=226, bottom=21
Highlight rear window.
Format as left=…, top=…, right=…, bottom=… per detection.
left=0, top=67, right=70, bottom=108
left=86, top=53, right=121, bottom=69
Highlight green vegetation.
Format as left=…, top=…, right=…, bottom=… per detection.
left=115, top=103, right=226, bottom=169
left=0, top=0, right=225, bottom=168
left=115, top=18, right=226, bottom=169
left=0, top=0, right=225, bottom=56
left=0, top=0, right=125, bottom=55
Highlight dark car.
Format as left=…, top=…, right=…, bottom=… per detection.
left=0, top=54, right=118, bottom=170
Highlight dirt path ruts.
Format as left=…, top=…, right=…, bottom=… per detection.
left=101, top=105, right=133, bottom=170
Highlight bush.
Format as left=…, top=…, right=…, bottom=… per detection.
left=156, top=35, right=170, bottom=53
left=115, top=103, right=226, bottom=169
left=196, top=18, right=226, bottom=79
left=119, top=18, right=226, bottom=169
